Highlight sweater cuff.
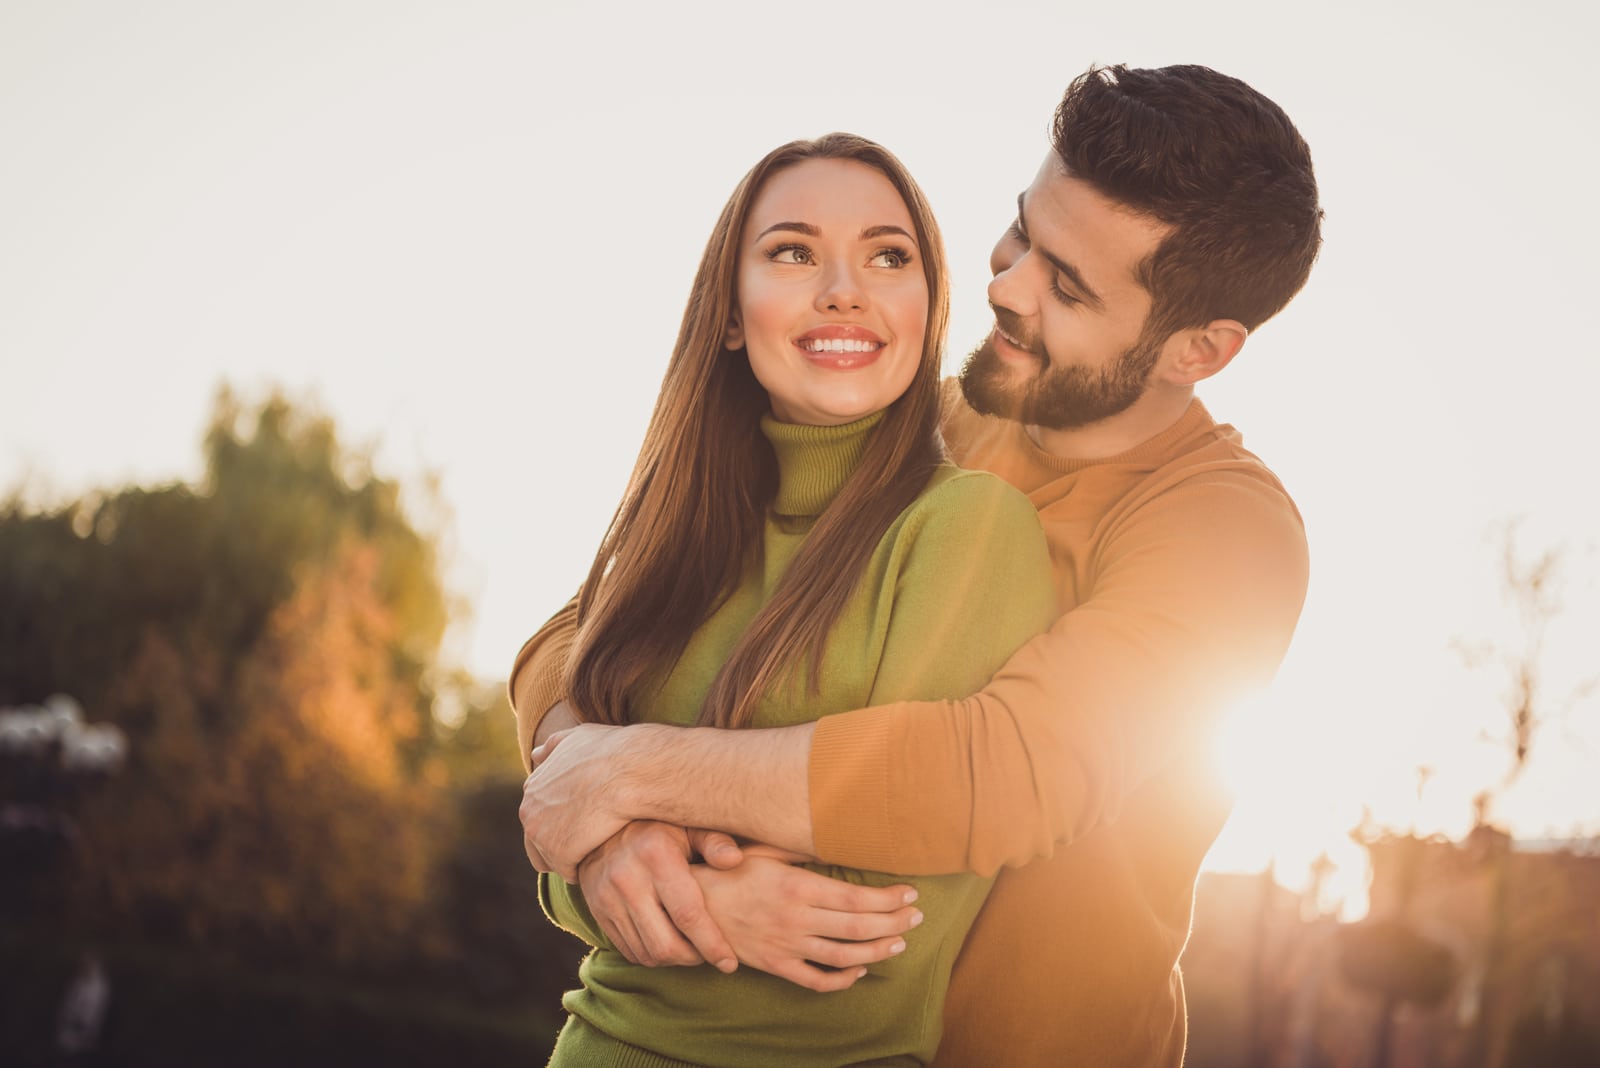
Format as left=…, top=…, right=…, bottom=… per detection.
left=808, top=709, right=899, bottom=869
left=512, top=642, right=571, bottom=773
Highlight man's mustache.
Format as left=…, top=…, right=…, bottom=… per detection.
left=989, top=305, right=1047, bottom=360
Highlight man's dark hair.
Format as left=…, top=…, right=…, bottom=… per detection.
left=1052, top=64, right=1322, bottom=338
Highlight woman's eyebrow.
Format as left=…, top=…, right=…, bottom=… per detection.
left=861, top=224, right=915, bottom=242
left=754, top=221, right=819, bottom=240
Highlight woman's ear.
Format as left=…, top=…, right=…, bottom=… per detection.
left=724, top=311, right=745, bottom=351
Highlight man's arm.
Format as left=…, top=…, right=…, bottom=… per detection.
left=513, top=603, right=884, bottom=976
left=522, top=719, right=817, bottom=879
left=525, top=472, right=1308, bottom=878
left=805, top=473, right=1309, bottom=875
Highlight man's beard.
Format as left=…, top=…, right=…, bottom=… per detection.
left=958, top=319, right=1162, bottom=431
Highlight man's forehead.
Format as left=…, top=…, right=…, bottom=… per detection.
left=1019, top=155, right=1168, bottom=288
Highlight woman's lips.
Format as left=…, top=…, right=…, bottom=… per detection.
left=794, top=325, right=886, bottom=368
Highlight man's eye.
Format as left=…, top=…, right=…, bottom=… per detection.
left=1007, top=221, right=1028, bottom=244
left=766, top=245, right=813, bottom=265
left=1050, top=279, right=1081, bottom=307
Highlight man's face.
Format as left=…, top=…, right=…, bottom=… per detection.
left=960, top=155, right=1172, bottom=430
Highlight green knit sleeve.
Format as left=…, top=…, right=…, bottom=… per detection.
left=539, top=872, right=615, bottom=952
left=868, top=470, right=1056, bottom=705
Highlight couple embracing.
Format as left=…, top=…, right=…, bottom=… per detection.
left=516, top=63, right=1320, bottom=1067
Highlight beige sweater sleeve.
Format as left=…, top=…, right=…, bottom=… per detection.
left=508, top=598, right=577, bottom=773
left=809, top=471, right=1310, bottom=876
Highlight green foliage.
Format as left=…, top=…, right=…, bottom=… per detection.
left=1, top=386, right=570, bottom=1060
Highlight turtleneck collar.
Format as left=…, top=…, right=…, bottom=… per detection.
left=761, top=410, right=885, bottom=518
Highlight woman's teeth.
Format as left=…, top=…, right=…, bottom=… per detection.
left=801, top=338, right=880, bottom=353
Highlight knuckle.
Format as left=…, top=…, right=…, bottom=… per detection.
left=839, top=916, right=871, bottom=941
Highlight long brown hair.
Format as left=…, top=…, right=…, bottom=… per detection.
left=564, top=133, right=951, bottom=730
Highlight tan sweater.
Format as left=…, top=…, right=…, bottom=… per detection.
left=513, top=381, right=1310, bottom=1067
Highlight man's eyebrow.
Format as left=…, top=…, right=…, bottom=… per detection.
left=755, top=221, right=820, bottom=240
left=1017, top=192, right=1104, bottom=309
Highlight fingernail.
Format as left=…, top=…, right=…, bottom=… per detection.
left=902, top=889, right=918, bottom=904
left=890, top=940, right=906, bottom=955
left=856, top=967, right=868, bottom=979
left=716, top=958, right=737, bottom=974
left=910, top=910, right=924, bottom=928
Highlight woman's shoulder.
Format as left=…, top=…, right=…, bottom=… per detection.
left=917, top=462, right=1037, bottom=514
left=891, top=463, right=1044, bottom=548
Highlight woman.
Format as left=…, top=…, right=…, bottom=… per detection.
left=541, top=133, right=1055, bottom=1067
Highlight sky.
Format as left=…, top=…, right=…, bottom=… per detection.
left=3, top=0, right=1597, bottom=911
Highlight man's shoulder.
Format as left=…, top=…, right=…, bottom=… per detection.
left=1137, top=403, right=1300, bottom=518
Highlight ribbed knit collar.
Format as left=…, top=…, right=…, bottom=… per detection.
left=761, top=410, right=884, bottom=518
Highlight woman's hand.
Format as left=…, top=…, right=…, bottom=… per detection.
left=691, top=848, right=923, bottom=993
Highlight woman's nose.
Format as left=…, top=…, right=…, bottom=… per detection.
left=815, top=262, right=866, bottom=313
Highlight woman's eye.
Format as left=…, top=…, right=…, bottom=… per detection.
left=767, top=245, right=813, bottom=265
left=869, top=248, right=911, bottom=269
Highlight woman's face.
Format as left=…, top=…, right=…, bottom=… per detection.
left=727, top=158, right=929, bottom=427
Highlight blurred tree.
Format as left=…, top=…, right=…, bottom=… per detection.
left=1455, top=522, right=1599, bottom=813
left=3, top=388, right=453, bottom=966
left=0, top=387, right=583, bottom=1062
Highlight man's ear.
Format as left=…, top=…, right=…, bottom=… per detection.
left=1166, top=319, right=1248, bottom=385
left=724, top=310, right=745, bottom=351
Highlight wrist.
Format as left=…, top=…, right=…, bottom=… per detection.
left=609, top=723, right=678, bottom=822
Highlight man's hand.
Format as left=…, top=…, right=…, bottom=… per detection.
left=522, top=718, right=819, bottom=880
left=521, top=723, right=641, bottom=880
left=691, top=847, right=923, bottom=993
left=578, top=821, right=739, bottom=973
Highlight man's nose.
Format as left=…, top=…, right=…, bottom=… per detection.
left=987, top=237, right=1034, bottom=316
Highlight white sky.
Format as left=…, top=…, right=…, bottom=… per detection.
left=3, top=0, right=1597, bottom=901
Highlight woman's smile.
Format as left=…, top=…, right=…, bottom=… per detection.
left=795, top=325, right=886, bottom=368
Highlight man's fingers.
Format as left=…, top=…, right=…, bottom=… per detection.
left=522, top=832, right=552, bottom=875
left=519, top=783, right=579, bottom=880
left=687, top=828, right=743, bottom=870
left=657, top=876, right=736, bottom=972
left=528, top=727, right=570, bottom=769
left=629, top=901, right=704, bottom=968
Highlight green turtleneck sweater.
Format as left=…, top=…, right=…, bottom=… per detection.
left=541, top=412, right=1055, bottom=1068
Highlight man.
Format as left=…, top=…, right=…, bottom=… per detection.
left=516, top=64, right=1320, bottom=1066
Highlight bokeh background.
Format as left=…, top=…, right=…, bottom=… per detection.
left=3, top=1, right=1596, bottom=1065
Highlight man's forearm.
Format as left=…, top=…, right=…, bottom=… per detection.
left=610, top=721, right=818, bottom=857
